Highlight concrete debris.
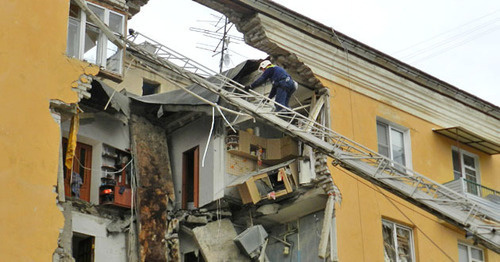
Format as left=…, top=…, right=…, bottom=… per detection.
left=107, top=218, right=131, bottom=233
left=192, top=219, right=250, bottom=262
left=71, top=74, right=93, bottom=100
left=186, top=215, right=208, bottom=225
left=256, top=204, right=280, bottom=215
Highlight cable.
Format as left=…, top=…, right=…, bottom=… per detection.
left=202, top=107, right=215, bottom=168
left=334, top=166, right=455, bottom=261
left=394, top=10, right=499, bottom=55
left=74, top=155, right=134, bottom=174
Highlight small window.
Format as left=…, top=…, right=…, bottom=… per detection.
left=66, top=1, right=125, bottom=74
left=382, top=220, right=415, bottom=262
left=458, top=243, right=484, bottom=262
left=452, top=148, right=480, bottom=196
left=376, top=119, right=412, bottom=168
left=142, top=79, right=161, bottom=96
left=72, top=233, right=95, bottom=262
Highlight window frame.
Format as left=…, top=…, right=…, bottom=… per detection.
left=452, top=147, right=481, bottom=196
left=376, top=118, right=413, bottom=169
left=67, top=1, right=125, bottom=75
left=382, top=219, right=416, bottom=262
left=458, top=242, right=484, bottom=262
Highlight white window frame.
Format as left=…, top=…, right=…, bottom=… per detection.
left=376, top=118, right=413, bottom=169
left=458, top=243, right=484, bottom=262
left=452, top=147, right=481, bottom=196
left=382, top=219, right=416, bottom=262
left=67, top=1, right=125, bottom=74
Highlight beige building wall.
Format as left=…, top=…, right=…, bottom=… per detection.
left=320, top=76, right=499, bottom=261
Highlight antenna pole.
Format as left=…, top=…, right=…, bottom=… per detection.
left=219, top=17, right=228, bottom=73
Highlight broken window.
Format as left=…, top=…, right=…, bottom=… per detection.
left=62, top=139, right=92, bottom=202
left=458, top=243, right=484, bottom=262
left=142, top=79, right=161, bottom=96
left=72, top=233, right=95, bottom=262
left=66, top=1, right=125, bottom=74
left=183, top=146, right=199, bottom=209
left=377, top=119, right=412, bottom=168
left=382, top=220, right=415, bottom=262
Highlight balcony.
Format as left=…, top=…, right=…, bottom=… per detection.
left=444, top=178, right=500, bottom=209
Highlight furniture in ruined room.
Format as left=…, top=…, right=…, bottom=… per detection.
left=99, top=144, right=132, bottom=208
left=226, top=129, right=300, bottom=204
left=225, top=129, right=299, bottom=176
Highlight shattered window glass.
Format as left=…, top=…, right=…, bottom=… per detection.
left=383, top=221, right=397, bottom=262
left=382, top=220, right=414, bottom=262
left=83, top=24, right=100, bottom=64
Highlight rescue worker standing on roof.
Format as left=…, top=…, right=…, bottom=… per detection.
left=245, top=60, right=297, bottom=112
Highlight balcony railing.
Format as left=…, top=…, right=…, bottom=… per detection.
left=444, top=178, right=499, bottom=202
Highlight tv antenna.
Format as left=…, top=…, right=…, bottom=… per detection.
left=190, top=14, right=245, bottom=73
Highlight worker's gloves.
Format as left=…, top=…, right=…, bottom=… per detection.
left=244, top=85, right=251, bottom=91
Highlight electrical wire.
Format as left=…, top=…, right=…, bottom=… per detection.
left=394, top=10, right=499, bottom=55
left=74, top=155, right=134, bottom=174
left=333, top=166, right=455, bottom=261
left=400, top=14, right=499, bottom=63
left=202, top=107, right=215, bottom=168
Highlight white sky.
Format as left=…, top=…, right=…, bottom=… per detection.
left=129, top=0, right=500, bottom=107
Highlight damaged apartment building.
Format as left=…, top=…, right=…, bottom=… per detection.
left=52, top=1, right=340, bottom=261
left=2, top=0, right=498, bottom=262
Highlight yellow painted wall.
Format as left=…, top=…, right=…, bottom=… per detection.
left=318, top=76, right=499, bottom=261
left=0, top=0, right=98, bottom=260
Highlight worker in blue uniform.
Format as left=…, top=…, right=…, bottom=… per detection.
left=245, top=60, right=297, bottom=112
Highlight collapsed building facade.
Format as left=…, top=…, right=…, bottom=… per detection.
left=1, top=0, right=499, bottom=261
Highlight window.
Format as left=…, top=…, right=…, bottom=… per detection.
left=458, top=243, right=484, bottom=262
left=142, top=79, right=160, bottom=96
left=67, top=1, right=125, bottom=74
left=377, top=119, right=412, bottom=168
left=73, top=233, right=95, bottom=262
left=382, top=220, right=415, bottom=262
left=452, top=148, right=480, bottom=196
left=182, top=147, right=199, bottom=209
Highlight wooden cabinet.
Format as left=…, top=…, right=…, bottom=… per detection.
left=99, top=144, right=132, bottom=208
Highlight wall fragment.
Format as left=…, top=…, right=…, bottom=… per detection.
left=130, top=114, right=175, bottom=262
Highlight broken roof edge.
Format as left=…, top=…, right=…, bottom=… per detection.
left=129, top=59, right=253, bottom=106
left=194, top=0, right=499, bottom=120
left=91, top=78, right=131, bottom=117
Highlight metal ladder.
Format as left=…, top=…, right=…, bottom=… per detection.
left=125, top=31, right=500, bottom=252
